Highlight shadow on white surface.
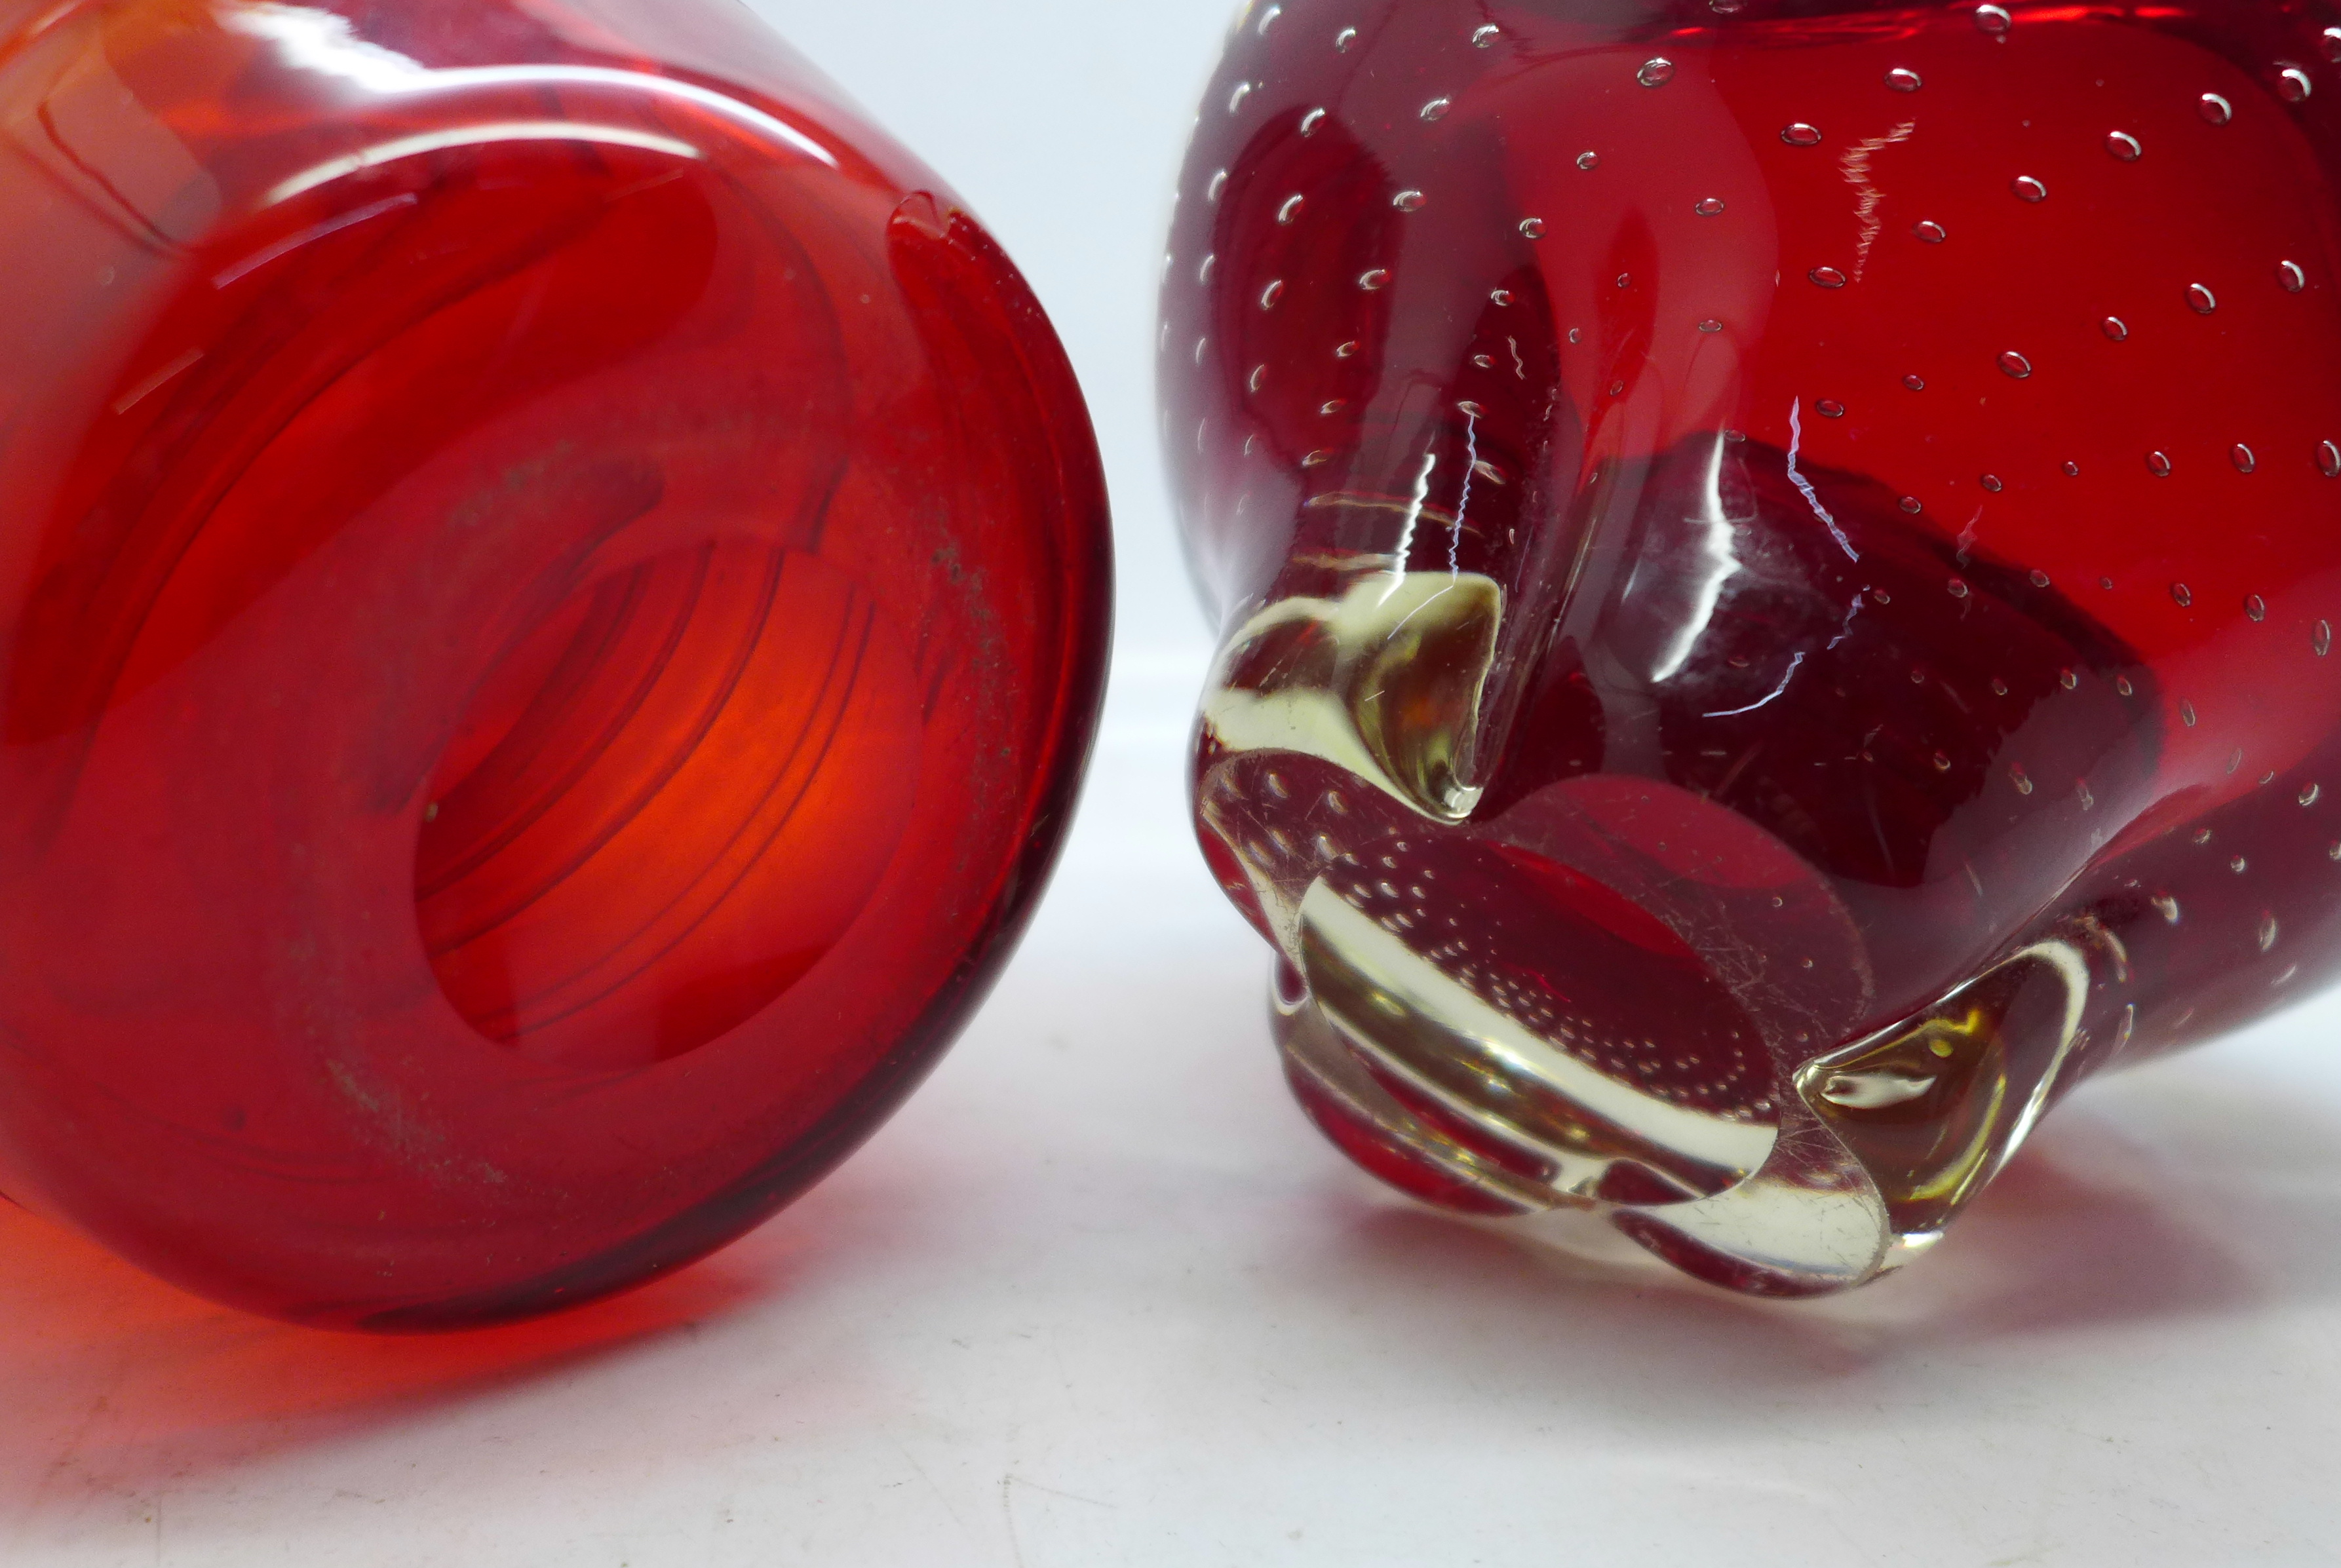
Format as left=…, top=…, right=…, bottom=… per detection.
left=0, top=1190, right=804, bottom=1504
left=3, top=972, right=2337, bottom=1565
left=1307, top=1088, right=2328, bottom=1392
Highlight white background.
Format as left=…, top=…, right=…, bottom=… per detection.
left=6, top=2, right=2341, bottom=1564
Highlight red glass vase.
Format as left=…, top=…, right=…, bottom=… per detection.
left=1166, top=0, right=2341, bottom=1293
left=0, top=0, right=1109, bottom=1327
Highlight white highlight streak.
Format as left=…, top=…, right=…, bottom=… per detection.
left=1647, top=432, right=1745, bottom=684
left=225, top=4, right=838, bottom=208
left=1825, top=591, right=1863, bottom=650
left=1840, top=121, right=1916, bottom=282
left=1705, top=650, right=1805, bottom=717
left=1382, top=448, right=1439, bottom=603
left=266, top=123, right=704, bottom=205
left=1787, top=397, right=1859, bottom=562
left=1452, top=408, right=1477, bottom=575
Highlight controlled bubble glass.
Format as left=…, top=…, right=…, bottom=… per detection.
left=1165, top=0, right=2341, bottom=1293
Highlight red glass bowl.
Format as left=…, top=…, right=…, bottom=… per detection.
left=0, top=0, right=1109, bottom=1328
left=1165, top=0, right=2341, bottom=1293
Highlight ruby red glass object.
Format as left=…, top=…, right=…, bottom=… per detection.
left=0, top=0, right=1109, bottom=1328
left=1166, top=0, right=2341, bottom=1293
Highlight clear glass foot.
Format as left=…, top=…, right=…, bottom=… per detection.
left=1268, top=892, right=2130, bottom=1295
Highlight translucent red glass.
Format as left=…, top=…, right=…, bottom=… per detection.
left=0, top=0, right=1109, bottom=1327
left=1167, top=0, right=2341, bottom=1293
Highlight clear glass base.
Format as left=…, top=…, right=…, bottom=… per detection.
left=1272, top=911, right=2129, bottom=1295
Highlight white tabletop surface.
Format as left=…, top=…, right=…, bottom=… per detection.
left=6, top=3, right=2340, bottom=1564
